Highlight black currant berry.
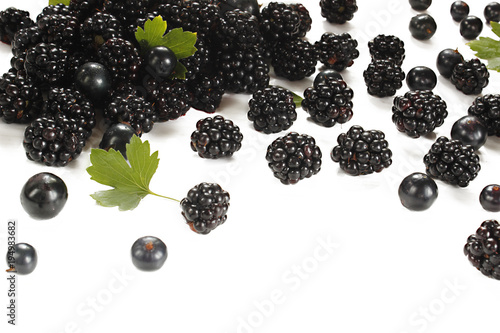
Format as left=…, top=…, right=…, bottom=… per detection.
left=20, top=172, right=68, bottom=220
left=460, top=16, right=483, bottom=40
left=480, top=185, right=500, bottom=212
left=409, top=0, right=432, bottom=11
left=406, top=66, right=437, bottom=91
left=399, top=172, right=438, bottom=211
left=313, top=69, right=343, bottom=88
left=99, top=123, right=136, bottom=159
left=484, top=2, right=500, bottom=23
left=145, top=46, right=177, bottom=79
left=451, top=1, right=470, bottom=22
left=218, top=0, right=260, bottom=17
left=436, top=48, right=464, bottom=78
left=74, top=62, right=112, bottom=107
left=131, top=236, right=167, bottom=271
left=451, top=115, right=488, bottom=150
left=6, top=243, right=38, bottom=275
left=409, top=14, right=437, bottom=40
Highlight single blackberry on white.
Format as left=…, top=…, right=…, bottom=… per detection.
left=392, top=90, right=448, bottom=138
left=0, top=7, right=35, bottom=45
left=80, top=12, right=123, bottom=51
left=11, top=26, right=44, bottom=71
left=98, top=37, right=142, bottom=83
left=37, top=13, right=80, bottom=50
left=468, top=94, right=500, bottom=136
left=320, top=0, right=358, bottom=24
left=180, top=182, right=230, bottom=235
left=302, top=79, right=354, bottom=127
left=363, top=59, right=405, bottom=97
left=423, top=136, right=480, bottom=187
left=464, top=220, right=500, bottom=280
left=69, top=0, right=105, bottom=21
left=331, top=125, right=392, bottom=176
left=190, top=115, right=243, bottom=159
left=214, top=9, right=263, bottom=50
left=188, top=73, right=225, bottom=113
left=368, top=34, right=405, bottom=66
left=315, top=32, right=359, bottom=71
left=290, top=3, right=312, bottom=37
left=248, top=86, right=297, bottom=134
left=24, top=42, right=69, bottom=85
left=272, top=38, right=317, bottom=81
left=266, top=132, right=322, bottom=184
left=259, top=2, right=301, bottom=42
left=145, top=78, right=193, bottom=122
left=23, top=115, right=87, bottom=166
left=450, top=58, right=489, bottom=95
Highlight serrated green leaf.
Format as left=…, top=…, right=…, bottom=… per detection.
left=468, top=37, right=500, bottom=59
left=171, top=62, right=188, bottom=80
left=135, top=16, right=168, bottom=53
left=49, top=0, right=70, bottom=5
left=491, top=21, right=500, bottom=38
left=164, top=28, right=198, bottom=59
left=91, top=189, right=146, bottom=211
left=487, top=57, right=500, bottom=71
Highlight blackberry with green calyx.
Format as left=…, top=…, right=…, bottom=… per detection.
left=248, top=86, right=297, bottom=134
left=450, top=58, right=489, bottom=95
left=37, top=13, right=80, bottom=50
left=188, top=73, right=225, bottom=113
left=480, top=185, right=500, bottom=212
left=131, top=236, right=168, bottom=271
left=145, top=78, right=192, bottom=122
left=320, top=0, right=358, bottom=24
left=315, top=32, right=359, bottom=71
left=20, top=172, right=67, bottom=220
left=0, top=7, right=34, bottom=45
left=409, top=14, right=437, bottom=40
left=79, top=12, right=123, bottom=51
left=363, top=59, right=405, bottom=97
left=104, top=91, right=156, bottom=135
left=450, top=115, right=487, bottom=150
left=302, top=79, right=354, bottom=127
left=406, top=66, right=437, bottom=91
left=272, top=38, right=317, bottom=81
left=7, top=243, right=38, bottom=275
left=409, top=0, right=431, bottom=11
left=460, top=15, right=483, bottom=40
left=451, top=1, right=469, bottom=22
left=368, top=34, right=405, bottom=66
left=314, top=69, right=343, bottom=88
left=331, top=125, right=392, bottom=176
left=214, top=9, right=263, bottom=50
left=423, top=136, right=480, bottom=187
left=98, top=37, right=142, bottom=83
left=69, top=0, right=105, bottom=21
left=99, top=123, right=136, bottom=159
left=484, top=2, right=500, bottom=23
left=392, top=90, right=448, bottom=138
left=464, top=220, right=500, bottom=280
left=468, top=94, right=500, bottom=136
left=266, top=132, right=322, bottom=184
left=24, top=42, right=69, bottom=85
left=180, top=182, right=230, bottom=234
left=436, top=48, right=464, bottom=78
left=259, top=2, right=301, bottom=42
left=190, top=115, right=243, bottom=159
left=11, top=26, right=44, bottom=71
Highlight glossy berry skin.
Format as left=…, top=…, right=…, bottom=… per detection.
left=451, top=115, right=488, bottom=150
left=6, top=243, right=37, bottom=275
left=99, top=123, right=136, bottom=159
left=463, top=220, right=500, bottom=280
left=451, top=1, right=470, bottom=22
left=484, top=2, right=500, bottom=23
left=409, top=0, right=431, bottom=11
left=480, top=185, right=500, bottom=212
left=145, top=46, right=177, bottom=79
left=20, top=173, right=68, bottom=220
left=314, top=69, right=343, bottom=88
left=460, top=16, right=483, bottom=40
left=406, top=66, right=437, bottom=91
left=131, top=236, right=167, bottom=272
left=74, top=62, right=112, bottom=107
left=218, top=0, right=260, bottom=17
left=398, top=172, right=438, bottom=211
left=409, top=14, right=437, bottom=40
left=436, top=49, right=464, bottom=78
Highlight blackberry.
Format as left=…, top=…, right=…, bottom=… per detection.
left=266, top=132, right=322, bottom=184
left=190, top=115, right=243, bottom=159
left=315, top=32, right=359, bottom=72
left=214, top=9, right=263, bottom=50
left=259, top=2, right=301, bottom=42
left=423, top=136, right=480, bottom=187
left=80, top=12, right=123, bottom=51
left=145, top=78, right=193, bottom=122
left=464, top=220, right=500, bottom=280
left=368, top=34, right=405, bottom=66
left=98, top=38, right=142, bottom=83
left=36, top=4, right=74, bottom=21
left=450, top=58, right=489, bottom=95
left=363, top=59, right=405, bottom=97
left=247, top=86, right=297, bottom=134
left=69, top=0, right=105, bottom=21
left=320, top=0, right=358, bottom=24
left=331, top=125, right=392, bottom=176
left=23, top=115, right=87, bottom=166
left=290, top=3, right=312, bottom=37
left=188, top=73, right=225, bottom=113
left=37, top=13, right=80, bottom=50
left=272, top=38, right=317, bottom=81
left=11, top=26, right=44, bottom=71
left=103, top=0, right=151, bottom=28
left=180, top=182, right=230, bottom=235
left=468, top=94, right=500, bottom=136
left=24, top=42, right=69, bottom=85
left=180, top=37, right=213, bottom=80
left=302, top=79, right=354, bottom=128
left=0, top=69, right=42, bottom=124
left=0, top=7, right=35, bottom=45
left=392, top=90, right=448, bottom=138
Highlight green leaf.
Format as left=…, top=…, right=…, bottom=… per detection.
left=91, top=189, right=146, bottom=211
left=487, top=57, right=500, bottom=71
left=491, top=21, right=500, bottom=38
left=135, top=16, right=168, bottom=53
left=292, top=92, right=304, bottom=108
left=171, top=62, right=188, bottom=80
left=163, top=28, right=198, bottom=59
left=468, top=37, right=500, bottom=59
left=49, top=0, right=70, bottom=5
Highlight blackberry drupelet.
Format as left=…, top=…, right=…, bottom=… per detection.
left=23, top=115, right=87, bottom=166
left=266, top=132, right=322, bottom=184
left=0, top=7, right=34, bottom=45
left=290, top=3, right=312, bottom=37
left=450, top=58, right=489, bottom=95
left=392, top=90, right=448, bottom=138
left=331, top=126, right=392, bottom=176
left=214, top=9, right=263, bottom=50
left=368, top=34, right=405, bottom=66
left=145, top=78, right=193, bottom=122
left=80, top=12, right=123, bottom=51
left=11, top=26, right=44, bottom=71
left=464, top=220, right=500, bottom=280
left=37, top=13, right=80, bottom=50
left=320, top=0, right=358, bottom=24
left=190, top=115, right=243, bottom=159
left=188, top=73, right=225, bottom=113
left=180, top=182, right=230, bottom=235
left=363, top=59, right=405, bottom=97
left=98, top=37, right=142, bottom=83
left=272, top=38, right=317, bottom=81
left=259, top=2, right=301, bottom=42
left=315, top=32, right=359, bottom=71
left=468, top=94, right=500, bottom=136
left=24, top=42, right=69, bottom=85
left=423, top=136, right=480, bottom=187
left=248, top=86, right=297, bottom=134
left=69, top=0, right=105, bottom=21
left=36, top=4, right=74, bottom=20
left=180, top=38, right=213, bottom=80
left=302, top=79, right=354, bottom=127
left=103, top=0, right=151, bottom=28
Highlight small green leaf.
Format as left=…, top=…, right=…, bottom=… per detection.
left=49, top=0, right=70, bottom=5
left=135, top=16, right=168, bottom=53
left=292, top=92, right=304, bottom=108
left=171, top=62, right=188, bottom=80
left=468, top=37, right=500, bottom=59
left=491, top=21, right=500, bottom=38
left=487, top=57, right=500, bottom=71
left=163, top=28, right=198, bottom=59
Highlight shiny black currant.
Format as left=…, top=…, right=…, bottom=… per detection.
left=406, top=66, right=437, bottom=91
left=74, top=62, right=112, bottom=107
left=398, top=172, right=438, bottom=211
left=99, top=123, right=136, bottom=159
left=451, top=1, right=470, bottom=22
left=436, top=48, right=464, bottom=78
left=409, top=0, right=431, bottom=11
left=145, top=46, right=177, bottom=79
left=6, top=243, right=37, bottom=275
left=131, top=236, right=167, bottom=271
left=484, top=2, right=500, bottom=23
left=480, top=185, right=500, bottom=212
left=451, top=115, right=488, bottom=150
left=409, top=14, right=437, bottom=40
left=460, top=16, right=483, bottom=40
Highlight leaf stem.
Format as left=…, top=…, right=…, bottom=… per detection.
left=149, top=190, right=181, bottom=203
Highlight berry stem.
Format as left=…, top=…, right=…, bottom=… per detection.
left=149, top=190, right=181, bottom=203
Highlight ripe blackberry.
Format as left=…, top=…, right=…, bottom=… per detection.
left=98, top=38, right=142, bottom=83
left=423, top=136, right=480, bottom=187
left=24, top=42, right=69, bottom=85
left=145, top=78, right=193, bottom=122
left=214, top=9, right=263, bottom=50
left=0, top=7, right=35, bottom=45
left=36, top=4, right=74, bottom=21
left=37, top=13, right=80, bottom=50
left=450, top=58, right=489, bottom=95
left=180, top=37, right=213, bottom=80
left=392, top=90, right=448, bottom=138
left=11, top=26, right=44, bottom=71
left=290, top=3, right=312, bottom=37
left=188, top=73, right=225, bottom=113
left=259, top=2, right=301, bottom=42
left=315, top=32, right=359, bottom=72
left=464, top=220, right=500, bottom=280
left=302, top=79, right=354, bottom=127
left=0, top=69, right=42, bottom=124
left=103, top=0, right=151, bottom=28
left=80, top=12, right=123, bottom=51
left=180, top=182, right=230, bottom=235
left=331, top=126, right=392, bottom=176
left=368, top=34, right=405, bottom=66
left=248, top=86, right=297, bottom=134
left=363, top=59, right=405, bottom=97
left=272, top=38, right=317, bottom=81
left=320, top=0, right=358, bottom=24
left=468, top=94, right=500, bottom=136
left=266, top=132, right=322, bottom=184
left=23, top=115, right=87, bottom=166
left=190, top=115, right=243, bottom=159
left=69, top=0, right=105, bottom=21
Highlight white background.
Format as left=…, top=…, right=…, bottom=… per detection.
left=1, top=0, right=500, bottom=332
